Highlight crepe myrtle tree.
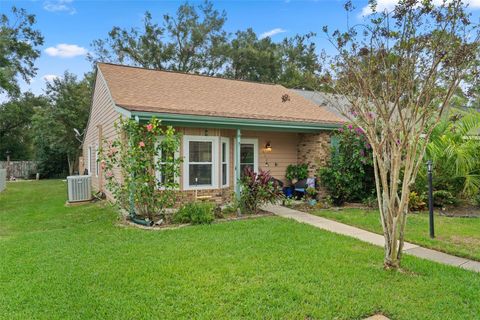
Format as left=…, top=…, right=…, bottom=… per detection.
left=100, top=117, right=182, bottom=221
left=322, top=0, right=479, bottom=268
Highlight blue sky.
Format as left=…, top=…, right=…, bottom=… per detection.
left=2, top=0, right=480, bottom=99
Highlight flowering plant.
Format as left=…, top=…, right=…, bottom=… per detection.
left=240, top=167, right=282, bottom=214
left=319, top=123, right=375, bottom=205
left=99, top=117, right=182, bottom=220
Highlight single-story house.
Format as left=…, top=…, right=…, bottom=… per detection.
left=81, top=63, right=345, bottom=204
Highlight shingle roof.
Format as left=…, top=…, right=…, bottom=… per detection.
left=290, top=89, right=349, bottom=121
left=98, top=63, right=344, bottom=125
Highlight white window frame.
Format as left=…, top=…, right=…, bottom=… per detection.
left=154, top=137, right=180, bottom=189
left=87, top=146, right=92, bottom=175
left=183, top=135, right=219, bottom=190
left=221, top=137, right=230, bottom=187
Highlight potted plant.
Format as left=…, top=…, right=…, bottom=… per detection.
left=285, top=164, right=309, bottom=185
left=286, top=164, right=298, bottom=185
left=306, top=187, right=317, bottom=206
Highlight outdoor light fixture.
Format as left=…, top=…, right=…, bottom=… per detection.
left=265, top=141, right=272, bottom=152
left=427, top=160, right=433, bottom=172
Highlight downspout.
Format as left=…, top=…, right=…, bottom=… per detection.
left=235, top=128, right=241, bottom=200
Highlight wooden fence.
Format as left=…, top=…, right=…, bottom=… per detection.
left=0, top=169, right=5, bottom=192
left=0, top=161, right=38, bottom=179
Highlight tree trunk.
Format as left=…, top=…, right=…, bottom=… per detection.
left=372, top=148, right=411, bottom=269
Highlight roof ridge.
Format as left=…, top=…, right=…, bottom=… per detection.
left=97, top=62, right=282, bottom=87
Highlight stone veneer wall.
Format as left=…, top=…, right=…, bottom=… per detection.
left=297, top=131, right=332, bottom=177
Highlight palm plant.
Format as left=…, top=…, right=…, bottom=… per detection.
left=422, top=111, right=480, bottom=197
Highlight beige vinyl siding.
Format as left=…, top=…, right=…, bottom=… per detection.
left=82, top=70, right=121, bottom=200
left=242, top=130, right=299, bottom=184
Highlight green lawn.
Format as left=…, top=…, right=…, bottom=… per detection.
left=312, top=208, right=480, bottom=261
left=0, top=181, right=479, bottom=320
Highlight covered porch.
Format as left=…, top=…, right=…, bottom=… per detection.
left=122, top=107, right=340, bottom=203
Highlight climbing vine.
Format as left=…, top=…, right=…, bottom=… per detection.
left=100, top=117, right=182, bottom=221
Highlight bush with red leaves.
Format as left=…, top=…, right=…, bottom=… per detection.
left=240, top=167, right=282, bottom=214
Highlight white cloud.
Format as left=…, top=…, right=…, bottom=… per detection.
left=260, top=28, right=287, bottom=39
left=361, top=0, right=397, bottom=15
left=45, top=44, right=88, bottom=58
left=43, top=74, right=59, bottom=82
left=361, top=0, right=480, bottom=16
left=43, top=0, right=76, bottom=14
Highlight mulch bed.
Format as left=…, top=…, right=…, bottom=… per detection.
left=290, top=201, right=480, bottom=218
left=118, top=210, right=274, bottom=231
left=288, top=202, right=374, bottom=213
left=437, top=206, right=480, bottom=218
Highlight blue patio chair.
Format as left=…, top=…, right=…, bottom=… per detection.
left=294, top=177, right=316, bottom=198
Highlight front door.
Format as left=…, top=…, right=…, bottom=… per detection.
left=235, top=138, right=258, bottom=179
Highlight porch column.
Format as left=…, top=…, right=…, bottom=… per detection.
left=235, top=128, right=241, bottom=200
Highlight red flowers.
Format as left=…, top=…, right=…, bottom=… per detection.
left=146, top=123, right=153, bottom=132
left=139, top=141, right=145, bottom=148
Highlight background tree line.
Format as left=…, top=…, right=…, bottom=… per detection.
left=0, top=72, right=92, bottom=177
left=88, top=1, right=325, bottom=90
left=0, top=7, right=90, bottom=177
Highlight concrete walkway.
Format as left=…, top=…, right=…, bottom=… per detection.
left=263, top=204, right=480, bottom=273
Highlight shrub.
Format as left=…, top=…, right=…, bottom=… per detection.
left=322, top=195, right=334, bottom=208
left=473, top=194, right=480, bottom=207
left=285, top=164, right=308, bottom=182
left=306, top=187, right=317, bottom=200
left=213, top=206, right=224, bottom=219
left=282, top=195, right=295, bottom=207
left=423, top=111, right=480, bottom=198
left=240, top=167, right=282, bottom=214
left=222, top=200, right=239, bottom=216
left=362, top=194, right=378, bottom=208
left=409, top=192, right=427, bottom=212
left=318, top=124, right=375, bottom=205
left=433, top=190, right=457, bottom=207
left=173, top=202, right=215, bottom=225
